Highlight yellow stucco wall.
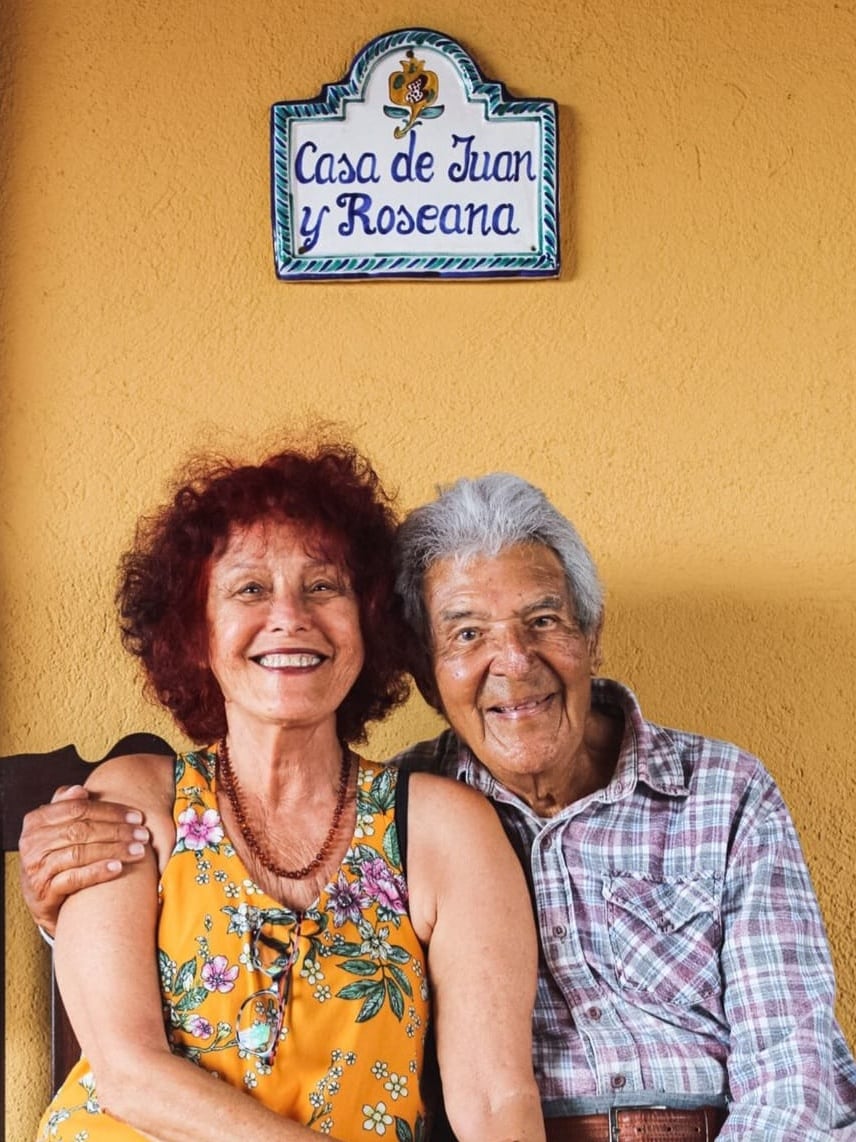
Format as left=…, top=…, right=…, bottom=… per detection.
left=2, top=1, right=854, bottom=1137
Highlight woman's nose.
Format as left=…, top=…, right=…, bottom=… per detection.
left=267, top=589, right=311, bottom=631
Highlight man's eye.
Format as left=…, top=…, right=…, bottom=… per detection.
left=531, top=614, right=558, bottom=629
left=455, top=628, right=479, bottom=643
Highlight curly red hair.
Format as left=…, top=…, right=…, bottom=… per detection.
left=116, top=442, right=410, bottom=744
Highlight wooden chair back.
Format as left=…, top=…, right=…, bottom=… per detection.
left=0, top=732, right=174, bottom=1129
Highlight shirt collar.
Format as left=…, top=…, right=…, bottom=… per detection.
left=447, top=677, right=691, bottom=807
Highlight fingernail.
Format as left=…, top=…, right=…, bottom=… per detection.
left=125, top=810, right=144, bottom=824
left=128, top=842, right=145, bottom=856
left=106, top=861, right=123, bottom=873
left=132, top=828, right=150, bottom=841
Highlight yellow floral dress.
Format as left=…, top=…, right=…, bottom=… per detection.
left=38, top=748, right=432, bottom=1141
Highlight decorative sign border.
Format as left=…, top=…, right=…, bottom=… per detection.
left=271, top=28, right=559, bottom=281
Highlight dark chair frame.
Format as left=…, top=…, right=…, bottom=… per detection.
left=1, top=732, right=174, bottom=1129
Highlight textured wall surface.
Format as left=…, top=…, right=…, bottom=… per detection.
left=2, top=1, right=855, bottom=1136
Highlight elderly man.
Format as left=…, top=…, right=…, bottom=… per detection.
left=20, top=474, right=856, bottom=1140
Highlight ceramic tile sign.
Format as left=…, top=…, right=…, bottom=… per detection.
left=271, top=28, right=559, bottom=280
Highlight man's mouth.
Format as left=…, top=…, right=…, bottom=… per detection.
left=253, top=653, right=324, bottom=668
left=487, top=694, right=553, bottom=716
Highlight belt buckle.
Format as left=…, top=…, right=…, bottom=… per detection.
left=607, top=1107, right=621, bottom=1142
left=608, top=1105, right=684, bottom=1142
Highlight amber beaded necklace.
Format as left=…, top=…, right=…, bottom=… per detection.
left=217, top=737, right=352, bottom=880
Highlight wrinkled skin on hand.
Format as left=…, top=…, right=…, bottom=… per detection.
left=19, top=784, right=150, bottom=935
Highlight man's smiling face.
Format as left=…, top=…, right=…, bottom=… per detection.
left=424, top=542, right=600, bottom=800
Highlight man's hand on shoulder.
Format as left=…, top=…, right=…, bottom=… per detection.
left=19, top=784, right=151, bottom=936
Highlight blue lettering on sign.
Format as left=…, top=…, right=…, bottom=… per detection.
left=335, top=194, right=519, bottom=238
left=447, top=135, right=536, bottom=183
left=375, top=204, right=396, bottom=235
left=298, top=205, right=330, bottom=253
left=390, top=131, right=435, bottom=183
left=294, top=140, right=381, bottom=185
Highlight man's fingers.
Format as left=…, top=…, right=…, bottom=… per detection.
left=20, top=817, right=150, bottom=867
left=19, top=829, right=150, bottom=934
left=51, top=857, right=128, bottom=894
left=21, top=796, right=145, bottom=843
left=43, top=840, right=149, bottom=873
left=17, top=788, right=151, bottom=934
left=50, top=784, right=90, bottom=802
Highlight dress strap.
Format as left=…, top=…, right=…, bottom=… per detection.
left=394, top=764, right=410, bottom=877
left=392, top=763, right=454, bottom=1140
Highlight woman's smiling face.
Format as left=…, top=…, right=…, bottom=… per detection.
left=205, top=518, right=365, bottom=736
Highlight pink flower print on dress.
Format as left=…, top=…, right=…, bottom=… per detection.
left=360, top=857, right=407, bottom=913
left=177, top=806, right=224, bottom=851
left=201, top=955, right=239, bottom=993
left=186, top=1015, right=214, bottom=1039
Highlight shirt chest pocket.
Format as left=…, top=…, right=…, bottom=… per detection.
left=602, top=873, right=721, bottom=1006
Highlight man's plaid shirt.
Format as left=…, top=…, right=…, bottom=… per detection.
left=391, top=678, right=856, bottom=1138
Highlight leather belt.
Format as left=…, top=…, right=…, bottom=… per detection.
left=545, top=1105, right=726, bottom=1142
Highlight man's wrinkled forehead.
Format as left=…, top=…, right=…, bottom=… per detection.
left=422, top=542, right=572, bottom=622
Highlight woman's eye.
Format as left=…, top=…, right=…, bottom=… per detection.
left=237, top=582, right=263, bottom=597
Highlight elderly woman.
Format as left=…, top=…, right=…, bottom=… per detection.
left=35, top=444, right=543, bottom=1142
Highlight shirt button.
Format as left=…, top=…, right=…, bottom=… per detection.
left=611, top=1074, right=626, bottom=1090
left=553, top=925, right=566, bottom=938
left=586, top=1007, right=602, bottom=1021
left=543, top=836, right=553, bottom=850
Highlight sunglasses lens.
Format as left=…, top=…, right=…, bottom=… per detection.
left=237, top=991, right=280, bottom=1055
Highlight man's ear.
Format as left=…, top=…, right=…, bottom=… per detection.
left=587, top=613, right=605, bottom=674
left=410, top=647, right=443, bottom=714
left=398, top=612, right=444, bottom=713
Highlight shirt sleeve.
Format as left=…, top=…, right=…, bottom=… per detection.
left=718, top=766, right=856, bottom=1137
left=386, top=730, right=460, bottom=776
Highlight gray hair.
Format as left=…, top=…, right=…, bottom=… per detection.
left=395, top=473, right=604, bottom=659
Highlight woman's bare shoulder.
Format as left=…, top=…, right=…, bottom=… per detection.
left=406, top=769, right=491, bottom=813
left=85, top=752, right=176, bottom=812
left=404, top=770, right=507, bottom=860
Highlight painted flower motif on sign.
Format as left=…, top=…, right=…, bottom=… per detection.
left=385, top=50, right=444, bottom=138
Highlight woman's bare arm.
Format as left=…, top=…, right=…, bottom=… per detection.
left=53, top=754, right=345, bottom=1142
left=406, top=773, right=545, bottom=1142
left=19, top=763, right=158, bottom=934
